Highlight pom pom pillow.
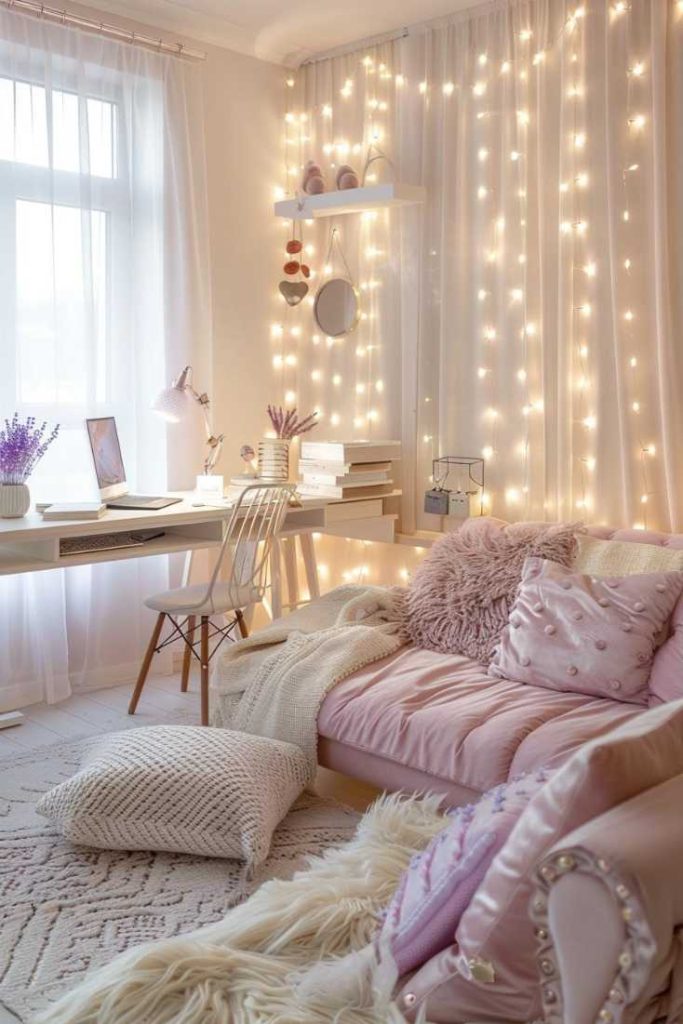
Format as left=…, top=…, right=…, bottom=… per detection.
left=36, top=725, right=309, bottom=866
left=403, top=519, right=579, bottom=664
left=491, top=557, right=683, bottom=705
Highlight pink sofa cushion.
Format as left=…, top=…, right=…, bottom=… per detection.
left=398, top=699, right=683, bottom=1022
left=401, top=519, right=578, bottom=664
left=491, top=557, right=683, bottom=705
left=379, top=770, right=551, bottom=976
left=318, top=646, right=640, bottom=795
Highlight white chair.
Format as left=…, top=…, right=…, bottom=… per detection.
left=129, top=483, right=294, bottom=726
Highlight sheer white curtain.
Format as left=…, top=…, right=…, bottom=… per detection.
left=0, top=9, right=211, bottom=711
left=294, top=0, right=683, bottom=533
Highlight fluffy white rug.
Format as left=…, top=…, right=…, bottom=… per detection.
left=36, top=793, right=446, bottom=1024
left=0, top=736, right=361, bottom=1022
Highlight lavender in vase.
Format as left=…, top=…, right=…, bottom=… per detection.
left=0, top=414, right=60, bottom=518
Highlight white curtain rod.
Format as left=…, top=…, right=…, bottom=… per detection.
left=1, top=0, right=207, bottom=60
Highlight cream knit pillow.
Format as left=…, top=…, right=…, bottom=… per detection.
left=36, top=725, right=309, bottom=866
left=575, top=533, right=683, bottom=575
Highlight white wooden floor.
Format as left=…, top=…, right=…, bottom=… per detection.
left=0, top=671, right=201, bottom=756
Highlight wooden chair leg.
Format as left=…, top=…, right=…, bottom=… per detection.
left=200, top=616, right=210, bottom=726
left=181, top=615, right=196, bottom=692
left=235, top=609, right=249, bottom=639
left=129, top=613, right=166, bottom=716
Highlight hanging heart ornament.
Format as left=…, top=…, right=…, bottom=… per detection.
left=279, top=280, right=309, bottom=306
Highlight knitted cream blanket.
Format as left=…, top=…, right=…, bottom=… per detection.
left=210, top=584, right=406, bottom=775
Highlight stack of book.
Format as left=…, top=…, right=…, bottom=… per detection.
left=38, top=502, right=106, bottom=521
left=298, top=440, right=400, bottom=519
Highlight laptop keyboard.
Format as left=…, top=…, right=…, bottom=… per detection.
left=60, top=533, right=144, bottom=556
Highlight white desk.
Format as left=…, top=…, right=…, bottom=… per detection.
left=0, top=489, right=401, bottom=616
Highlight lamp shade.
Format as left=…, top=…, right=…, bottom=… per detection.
left=152, top=384, right=195, bottom=423
left=152, top=366, right=196, bottom=423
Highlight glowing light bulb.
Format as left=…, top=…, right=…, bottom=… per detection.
left=443, top=81, right=455, bottom=96
left=517, top=109, right=530, bottom=125
left=478, top=289, right=488, bottom=301
left=583, top=415, right=597, bottom=430
left=419, top=81, right=427, bottom=94
left=486, top=407, right=499, bottom=420
left=286, top=76, right=295, bottom=88
left=584, top=456, right=597, bottom=471
left=473, top=82, right=486, bottom=97
left=501, top=61, right=511, bottom=74
left=511, top=288, right=524, bottom=302
left=355, top=383, right=365, bottom=395
left=375, top=379, right=385, bottom=393
left=284, top=112, right=295, bottom=124
left=561, top=220, right=572, bottom=234
left=624, top=309, right=634, bottom=321
left=533, top=51, right=545, bottom=65
left=483, top=326, right=497, bottom=340
left=482, top=445, right=494, bottom=460
left=584, top=261, right=597, bottom=277
left=519, top=28, right=533, bottom=41
left=630, top=62, right=645, bottom=77
left=643, top=444, right=656, bottom=456
left=505, top=488, right=521, bottom=505
left=630, top=357, right=638, bottom=368
left=517, top=369, right=527, bottom=382
left=579, top=343, right=589, bottom=357
left=330, top=413, right=340, bottom=426
left=285, top=390, right=296, bottom=403
left=478, top=367, right=489, bottom=379
left=629, top=114, right=646, bottom=129
left=623, top=210, right=630, bottom=222
left=525, top=323, right=537, bottom=337
left=574, top=132, right=586, bottom=149
left=510, top=150, right=520, bottom=161
left=612, top=1, right=626, bottom=13
left=284, top=353, right=297, bottom=366
left=575, top=172, right=589, bottom=188
left=478, top=186, right=489, bottom=199
left=395, top=74, right=405, bottom=86
left=272, top=355, right=283, bottom=368
left=332, top=374, right=342, bottom=386
left=271, top=323, right=283, bottom=338
left=478, top=147, right=489, bottom=162
left=632, top=401, right=640, bottom=412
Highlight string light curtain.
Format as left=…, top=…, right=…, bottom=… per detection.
left=286, top=0, right=683, bottom=532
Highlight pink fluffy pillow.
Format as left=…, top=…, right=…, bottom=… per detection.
left=402, top=520, right=579, bottom=664
left=378, top=769, right=552, bottom=976
left=491, top=557, right=683, bottom=704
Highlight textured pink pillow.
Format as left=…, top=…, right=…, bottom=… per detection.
left=398, top=700, right=683, bottom=1022
left=403, top=521, right=579, bottom=664
left=649, top=591, right=683, bottom=705
left=491, top=557, right=683, bottom=705
left=378, top=769, right=551, bottom=975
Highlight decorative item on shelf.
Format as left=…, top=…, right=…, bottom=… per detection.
left=152, top=365, right=225, bottom=482
left=424, top=456, right=486, bottom=522
left=0, top=414, right=60, bottom=519
left=278, top=222, right=310, bottom=307
left=361, top=143, right=395, bottom=186
left=258, top=406, right=319, bottom=482
left=302, top=159, right=325, bottom=195
left=335, top=163, right=359, bottom=190
left=313, top=226, right=360, bottom=338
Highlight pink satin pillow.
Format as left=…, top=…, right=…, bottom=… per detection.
left=490, top=557, right=683, bottom=705
left=649, top=591, right=683, bottom=705
left=378, top=769, right=551, bottom=976
left=398, top=699, right=683, bottom=1022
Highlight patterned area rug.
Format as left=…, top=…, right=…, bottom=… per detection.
left=0, top=735, right=360, bottom=1022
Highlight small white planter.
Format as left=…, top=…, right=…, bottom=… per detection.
left=257, top=439, right=290, bottom=481
left=0, top=483, right=30, bottom=519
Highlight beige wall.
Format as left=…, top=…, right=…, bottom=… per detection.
left=70, top=3, right=284, bottom=481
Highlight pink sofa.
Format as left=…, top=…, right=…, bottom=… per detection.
left=318, top=525, right=683, bottom=802
left=315, top=525, right=683, bottom=1023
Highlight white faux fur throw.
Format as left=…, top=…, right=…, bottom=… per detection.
left=36, top=793, right=446, bottom=1024
left=210, top=584, right=406, bottom=774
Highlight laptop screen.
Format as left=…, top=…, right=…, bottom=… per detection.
left=86, top=417, right=127, bottom=490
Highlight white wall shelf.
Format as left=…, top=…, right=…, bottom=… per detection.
left=274, top=183, right=426, bottom=221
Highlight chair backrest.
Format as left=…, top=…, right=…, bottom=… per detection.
left=202, top=483, right=295, bottom=610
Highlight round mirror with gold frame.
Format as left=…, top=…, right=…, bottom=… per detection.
left=313, top=277, right=360, bottom=338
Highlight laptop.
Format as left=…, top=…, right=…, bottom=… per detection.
left=86, top=417, right=182, bottom=511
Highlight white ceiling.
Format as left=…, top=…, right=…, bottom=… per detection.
left=87, top=0, right=484, bottom=65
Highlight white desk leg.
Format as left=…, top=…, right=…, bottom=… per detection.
left=270, top=540, right=283, bottom=620
left=281, top=536, right=299, bottom=609
left=300, top=532, right=320, bottom=600
left=181, top=550, right=194, bottom=587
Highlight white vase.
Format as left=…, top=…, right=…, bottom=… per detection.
left=257, top=439, right=290, bottom=481
left=0, top=483, right=30, bottom=518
